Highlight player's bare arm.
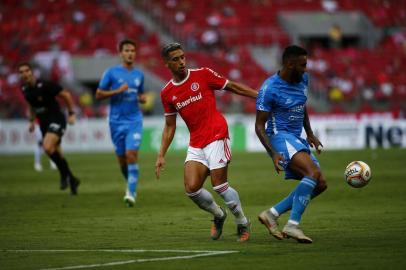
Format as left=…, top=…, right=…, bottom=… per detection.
left=95, top=83, right=128, bottom=100
left=155, top=114, right=177, bottom=179
left=303, top=107, right=323, bottom=154
left=224, top=81, right=258, bottom=98
left=58, top=89, right=76, bottom=125
left=28, top=106, right=36, bottom=132
left=255, top=110, right=284, bottom=173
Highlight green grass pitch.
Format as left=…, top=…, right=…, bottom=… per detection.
left=1, top=149, right=405, bottom=270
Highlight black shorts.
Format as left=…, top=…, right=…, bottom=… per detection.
left=39, top=113, right=67, bottom=139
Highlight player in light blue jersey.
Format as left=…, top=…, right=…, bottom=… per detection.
left=255, top=45, right=327, bottom=243
left=96, top=39, right=146, bottom=207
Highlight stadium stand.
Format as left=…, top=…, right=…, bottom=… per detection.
left=1, top=0, right=405, bottom=117
left=0, top=0, right=160, bottom=118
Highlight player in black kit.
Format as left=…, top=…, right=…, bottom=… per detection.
left=18, top=62, right=80, bottom=195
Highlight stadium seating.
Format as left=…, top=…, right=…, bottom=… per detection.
left=137, top=0, right=406, bottom=114
left=0, top=0, right=159, bottom=118
left=1, top=0, right=405, bottom=117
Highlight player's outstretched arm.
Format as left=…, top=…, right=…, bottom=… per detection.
left=155, top=114, right=177, bottom=179
left=95, top=83, right=128, bottom=100
left=224, top=81, right=258, bottom=99
left=58, top=89, right=76, bottom=125
left=303, top=107, right=323, bottom=154
left=255, top=110, right=284, bottom=173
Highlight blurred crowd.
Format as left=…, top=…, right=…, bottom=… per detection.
left=1, top=0, right=405, bottom=119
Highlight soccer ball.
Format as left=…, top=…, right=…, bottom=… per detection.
left=344, top=161, right=372, bottom=188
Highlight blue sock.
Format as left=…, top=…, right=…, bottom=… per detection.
left=127, top=164, right=139, bottom=196
left=120, top=165, right=128, bottom=180
left=273, top=190, right=295, bottom=216
left=274, top=187, right=320, bottom=216
left=289, top=177, right=317, bottom=224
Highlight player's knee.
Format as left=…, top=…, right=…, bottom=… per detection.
left=307, top=169, right=321, bottom=182
left=184, top=182, right=200, bottom=194
left=125, top=152, right=138, bottom=163
left=42, top=143, right=55, bottom=155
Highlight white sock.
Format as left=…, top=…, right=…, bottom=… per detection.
left=213, top=182, right=248, bottom=225
left=288, top=220, right=299, bottom=226
left=187, top=188, right=224, bottom=218
left=34, top=143, right=42, bottom=165
left=270, top=207, right=280, bottom=217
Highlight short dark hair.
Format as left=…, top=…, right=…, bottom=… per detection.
left=17, top=61, right=33, bottom=70
left=161, top=42, right=183, bottom=59
left=282, top=45, right=307, bottom=64
left=118, top=39, right=137, bottom=52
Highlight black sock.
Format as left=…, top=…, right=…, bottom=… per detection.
left=49, top=152, right=72, bottom=178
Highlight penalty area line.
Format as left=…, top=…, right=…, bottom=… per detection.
left=2, top=249, right=239, bottom=270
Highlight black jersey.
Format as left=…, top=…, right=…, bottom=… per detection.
left=21, top=79, right=64, bottom=120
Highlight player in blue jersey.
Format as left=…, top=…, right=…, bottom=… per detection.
left=96, top=39, right=146, bottom=207
left=255, top=45, right=327, bottom=243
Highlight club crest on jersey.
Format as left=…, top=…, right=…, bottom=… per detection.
left=172, top=96, right=177, bottom=101
left=134, top=78, right=141, bottom=87
left=191, top=82, right=199, bottom=91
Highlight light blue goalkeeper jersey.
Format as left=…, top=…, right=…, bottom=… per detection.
left=98, top=65, right=144, bottom=123
left=256, top=72, right=309, bottom=137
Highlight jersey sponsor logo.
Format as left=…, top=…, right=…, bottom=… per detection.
left=285, top=98, right=292, bottom=105
left=127, top=88, right=138, bottom=94
left=288, top=115, right=304, bottom=121
left=34, top=107, right=46, bottom=114
left=288, top=105, right=304, bottom=113
left=176, top=92, right=202, bottom=110
left=191, top=82, right=199, bottom=91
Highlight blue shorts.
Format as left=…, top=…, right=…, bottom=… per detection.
left=109, top=120, right=143, bottom=156
left=268, top=132, right=319, bottom=180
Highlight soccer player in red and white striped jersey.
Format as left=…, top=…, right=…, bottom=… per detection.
left=155, top=43, right=257, bottom=242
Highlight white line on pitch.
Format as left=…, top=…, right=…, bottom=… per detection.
left=5, top=249, right=234, bottom=254
left=2, top=249, right=239, bottom=270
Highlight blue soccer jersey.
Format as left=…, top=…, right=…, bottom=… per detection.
left=256, top=72, right=309, bottom=137
left=98, top=65, right=144, bottom=123
left=256, top=72, right=319, bottom=180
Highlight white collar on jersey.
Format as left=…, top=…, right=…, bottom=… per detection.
left=171, top=69, right=190, bottom=86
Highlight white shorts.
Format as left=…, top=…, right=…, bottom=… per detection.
left=185, top=139, right=232, bottom=170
